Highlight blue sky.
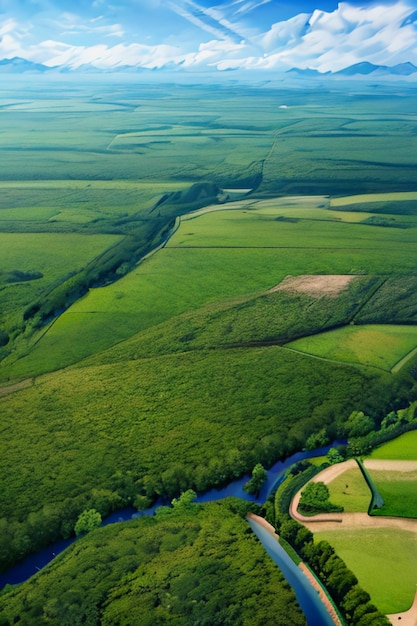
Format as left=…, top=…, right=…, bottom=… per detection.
left=1, top=1, right=417, bottom=71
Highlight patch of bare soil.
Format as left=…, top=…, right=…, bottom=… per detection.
left=269, top=274, right=357, bottom=298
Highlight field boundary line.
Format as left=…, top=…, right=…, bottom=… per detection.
left=391, top=345, right=417, bottom=373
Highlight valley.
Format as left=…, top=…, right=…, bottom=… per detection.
left=0, top=77, right=416, bottom=625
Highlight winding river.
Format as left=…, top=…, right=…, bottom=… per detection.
left=0, top=443, right=343, bottom=625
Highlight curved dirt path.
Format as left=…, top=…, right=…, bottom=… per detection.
left=290, top=459, right=417, bottom=624
left=291, top=459, right=417, bottom=531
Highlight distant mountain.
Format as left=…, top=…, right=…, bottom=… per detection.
left=335, top=61, right=417, bottom=76
left=0, top=57, right=52, bottom=73
left=286, top=67, right=331, bottom=77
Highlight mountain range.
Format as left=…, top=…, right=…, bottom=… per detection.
left=2, top=56, right=417, bottom=79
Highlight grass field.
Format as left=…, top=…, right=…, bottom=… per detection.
left=369, top=430, right=417, bottom=460
left=366, top=468, right=417, bottom=517
left=286, top=324, right=417, bottom=370
left=3, top=189, right=417, bottom=380
left=326, top=466, right=371, bottom=512
left=0, top=232, right=120, bottom=333
left=311, top=432, right=417, bottom=614
left=316, top=528, right=417, bottom=614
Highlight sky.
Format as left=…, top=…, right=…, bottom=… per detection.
left=0, top=0, right=417, bottom=72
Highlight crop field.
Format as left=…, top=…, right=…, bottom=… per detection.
left=286, top=324, right=417, bottom=370
left=315, top=527, right=417, bottom=614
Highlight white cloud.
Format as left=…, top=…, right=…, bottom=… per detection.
left=27, top=39, right=186, bottom=69
left=251, top=1, right=417, bottom=71
left=1, top=2, right=417, bottom=72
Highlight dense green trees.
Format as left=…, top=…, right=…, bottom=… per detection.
left=0, top=500, right=306, bottom=626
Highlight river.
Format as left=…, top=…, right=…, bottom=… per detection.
left=0, top=443, right=342, bottom=624
left=248, top=516, right=337, bottom=626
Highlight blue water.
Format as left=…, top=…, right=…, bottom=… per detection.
left=248, top=518, right=336, bottom=626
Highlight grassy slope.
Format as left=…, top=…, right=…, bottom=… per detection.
left=0, top=232, right=120, bottom=327
left=4, top=195, right=417, bottom=380
left=368, top=430, right=417, bottom=459
left=286, top=324, right=417, bottom=371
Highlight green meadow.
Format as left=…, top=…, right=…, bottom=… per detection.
left=369, top=429, right=417, bottom=459
left=326, top=466, right=371, bottom=512
left=286, top=324, right=417, bottom=371
left=1, top=77, right=417, bottom=623
left=316, top=528, right=417, bottom=614
left=3, top=193, right=417, bottom=380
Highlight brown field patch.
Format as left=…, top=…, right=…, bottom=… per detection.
left=269, top=274, right=357, bottom=298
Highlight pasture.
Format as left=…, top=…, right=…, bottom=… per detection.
left=325, top=466, right=371, bottom=512
left=368, top=430, right=417, bottom=460
left=315, top=527, right=417, bottom=614
left=365, top=467, right=417, bottom=517
left=0, top=232, right=120, bottom=334
left=286, top=324, right=417, bottom=371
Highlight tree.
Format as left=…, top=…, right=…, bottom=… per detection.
left=299, top=481, right=343, bottom=515
left=171, top=489, right=197, bottom=510
left=243, top=463, right=267, bottom=496
left=345, top=411, right=375, bottom=438
left=305, top=428, right=329, bottom=450
left=74, top=509, right=102, bottom=536
left=326, top=447, right=344, bottom=464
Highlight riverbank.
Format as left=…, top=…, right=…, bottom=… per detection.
left=247, top=514, right=343, bottom=626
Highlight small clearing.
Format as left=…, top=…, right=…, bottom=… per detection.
left=269, top=275, right=357, bottom=298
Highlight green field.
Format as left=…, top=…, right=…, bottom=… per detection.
left=326, top=467, right=371, bottom=512
left=286, top=324, right=417, bottom=371
left=3, top=193, right=417, bottom=380
left=1, top=78, right=417, bottom=623
left=312, top=432, right=417, bottom=614
left=369, top=430, right=417, bottom=459
left=366, top=468, right=417, bottom=517
left=316, top=528, right=417, bottom=614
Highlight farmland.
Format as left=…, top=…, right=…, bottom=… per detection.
left=0, top=76, right=417, bottom=624
left=312, top=432, right=417, bottom=614
left=286, top=324, right=417, bottom=370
